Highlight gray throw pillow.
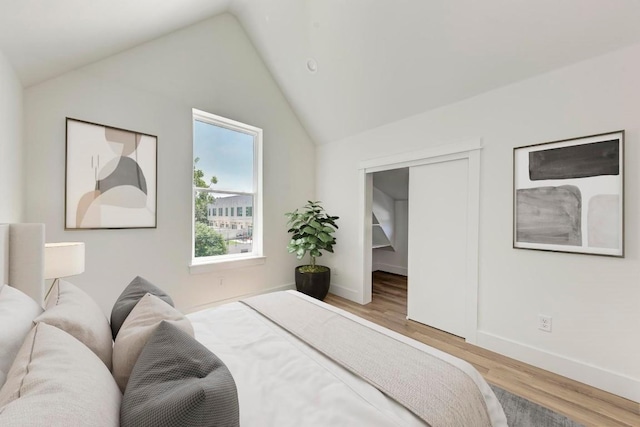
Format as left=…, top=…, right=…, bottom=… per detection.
left=110, top=276, right=174, bottom=339
left=112, top=294, right=194, bottom=392
left=121, top=321, right=239, bottom=427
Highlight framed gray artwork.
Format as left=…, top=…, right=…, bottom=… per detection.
left=513, top=131, right=624, bottom=257
left=65, top=118, right=157, bottom=229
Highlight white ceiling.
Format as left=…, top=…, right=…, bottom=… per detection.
left=3, top=0, right=640, bottom=145
left=0, top=0, right=230, bottom=86
left=373, top=168, right=409, bottom=201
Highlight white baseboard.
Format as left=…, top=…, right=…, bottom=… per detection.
left=477, top=331, right=640, bottom=403
left=329, top=283, right=361, bottom=302
left=183, top=283, right=295, bottom=314
left=372, top=263, right=408, bottom=276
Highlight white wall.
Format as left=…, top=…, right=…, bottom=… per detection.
left=24, top=14, right=315, bottom=314
left=0, top=49, right=23, bottom=222
left=372, top=186, right=395, bottom=245
left=317, top=43, right=640, bottom=400
left=373, top=200, right=408, bottom=276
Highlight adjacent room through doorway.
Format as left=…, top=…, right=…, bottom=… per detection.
left=359, top=141, right=482, bottom=342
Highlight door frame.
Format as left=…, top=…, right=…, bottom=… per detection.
left=358, top=139, right=482, bottom=343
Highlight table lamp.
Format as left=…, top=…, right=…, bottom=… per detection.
left=44, top=242, right=85, bottom=299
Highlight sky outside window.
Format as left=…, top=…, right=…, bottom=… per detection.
left=194, top=120, right=254, bottom=193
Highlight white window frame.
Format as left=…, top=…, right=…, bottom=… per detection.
left=190, top=109, right=264, bottom=273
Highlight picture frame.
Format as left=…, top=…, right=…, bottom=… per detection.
left=65, top=118, right=157, bottom=230
left=513, top=131, right=624, bottom=257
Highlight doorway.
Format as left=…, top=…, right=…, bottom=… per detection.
left=371, top=167, right=409, bottom=272
left=358, top=140, right=481, bottom=343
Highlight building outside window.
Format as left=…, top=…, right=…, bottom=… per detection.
left=207, top=195, right=253, bottom=236
left=192, top=109, right=262, bottom=262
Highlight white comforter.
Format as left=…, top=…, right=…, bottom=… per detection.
left=188, top=291, right=507, bottom=426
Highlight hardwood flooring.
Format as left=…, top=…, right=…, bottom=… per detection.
left=323, top=271, right=640, bottom=427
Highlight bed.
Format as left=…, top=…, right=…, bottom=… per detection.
left=0, top=223, right=508, bottom=426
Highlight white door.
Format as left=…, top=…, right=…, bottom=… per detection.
left=407, top=158, right=468, bottom=338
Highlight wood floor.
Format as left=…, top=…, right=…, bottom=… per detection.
left=324, top=271, right=640, bottom=427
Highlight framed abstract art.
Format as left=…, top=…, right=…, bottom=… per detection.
left=65, top=118, right=157, bottom=229
left=513, top=131, right=624, bottom=257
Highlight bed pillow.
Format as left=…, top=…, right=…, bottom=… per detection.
left=0, top=285, right=42, bottom=387
left=0, top=285, right=43, bottom=388
left=112, top=293, right=193, bottom=392
left=121, top=321, right=239, bottom=427
left=110, top=276, right=174, bottom=339
left=0, top=322, right=121, bottom=426
left=34, top=279, right=113, bottom=369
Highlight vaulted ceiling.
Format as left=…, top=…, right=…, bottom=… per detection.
left=3, top=0, right=640, bottom=145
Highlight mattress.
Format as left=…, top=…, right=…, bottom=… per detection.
left=187, top=290, right=507, bottom=426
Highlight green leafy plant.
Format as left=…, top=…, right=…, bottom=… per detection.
left=194, top=157, right=218, bottom=225
left=194, top=222, right=227, bottom=257
left=285, top=201, right=339, bottom=273
left=193, top=157, right=227, bottom=257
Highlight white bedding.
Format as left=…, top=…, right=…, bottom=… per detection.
left=188, top=291, right=507, bottom=426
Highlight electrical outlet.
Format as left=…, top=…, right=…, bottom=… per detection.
left=538, top=314, right=552, bottom=332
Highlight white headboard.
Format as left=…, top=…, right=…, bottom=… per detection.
left=0, top=223, right=45, bottom=306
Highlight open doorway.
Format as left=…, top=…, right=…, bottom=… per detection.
left=371, top=168, right=409, bottom=309
left=359, top=140, right=482, bottom=343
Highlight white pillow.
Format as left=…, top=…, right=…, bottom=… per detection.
left=35, top=280, right=113, bottom=369
left=0, top=322, right=121, bottom=426
left=112, top=293, right=194, bottom=392
left=0, top=285, right=43, bottom=387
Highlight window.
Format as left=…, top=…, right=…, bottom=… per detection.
left=192, top=109, right=263, bottom=268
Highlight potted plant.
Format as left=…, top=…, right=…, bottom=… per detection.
left=285, top=201, right=339, bottom=300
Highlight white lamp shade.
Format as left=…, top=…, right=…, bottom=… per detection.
left=44, top=242, right=85, bottom=280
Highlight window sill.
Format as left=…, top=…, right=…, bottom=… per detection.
left=189, top=255, right=266, bottom=275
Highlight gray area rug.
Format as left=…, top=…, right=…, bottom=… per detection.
left=490, top=384, right=585, bottom=427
